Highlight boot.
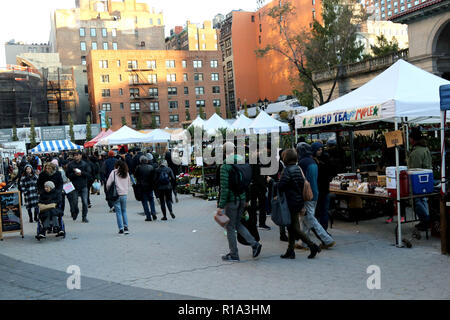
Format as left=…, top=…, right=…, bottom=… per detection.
left=308, top=244, right=321, bottom=259
left=280, top=249, right=295, bottom=259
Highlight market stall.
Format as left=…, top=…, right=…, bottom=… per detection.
left=295, top=59, right=450, bottom=247
left=248, top=111, right=290, bottom=133
left=95, top=126, right=150, bottom=146
left=203, top=114, right=233, bottom=135
left=84, top=129, right=114, bottom=148
left=231, top=115, right=253, bottom=132
left=30, top=140, right=84, bottom=154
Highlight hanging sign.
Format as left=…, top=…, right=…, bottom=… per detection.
left=384, top=130, right=404, bottom=148
left=296, top=105, right=382, bottom=129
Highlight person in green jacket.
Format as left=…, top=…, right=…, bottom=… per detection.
left=216, top=142, right=262, bottom=262
left=408, top=127, right=433, bottom=230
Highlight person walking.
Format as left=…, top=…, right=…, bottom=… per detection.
left=249, top=157, right=270, bottom=231
left=19, top=164, right=40, bottom=223
left=408, top=127, right=433, bottom=230
left=155, top=160, right=176, bottom=221
left=37, top=162, right=64, bottom=197
left=268, top=149, right=321, bottom=259
left=66, top=151, right=91, bottom=223
left=101, top=150, right=118, bottom=212
left=106, top=160, right=131, bottom=235
left=134, top=156, right=157, bottom=221
left=297, top=142, right=336, bottom=249
left=50, top=159, right=69, bottom=215
left=216, top=142, right=262, bottom=262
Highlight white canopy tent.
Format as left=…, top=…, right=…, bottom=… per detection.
left=145, top=129, right=172, bottom=143
left=203, top=113, right=233, bottom=134
left=95, top=126, right=150, bottom=146
left=248, top=111, right=290, bottom=133
left=232, top=114, right=253, bottom=131
left=293, top=59, right=450, bottom=248
left=189, top=116, right=206, bottom=128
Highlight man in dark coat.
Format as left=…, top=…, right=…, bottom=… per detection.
left=135, top=156, right=157, bottom=221
left=66, top=151, right=91, bottom=223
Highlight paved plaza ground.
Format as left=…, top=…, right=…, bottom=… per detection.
left=0, top=192, right=449, bottom=300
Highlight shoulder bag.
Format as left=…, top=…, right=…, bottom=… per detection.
left=106, top=171, right=119, bottom=202
left=299, top=166, right=314, bottom=202
left=270, top=184, right=291, bottom=227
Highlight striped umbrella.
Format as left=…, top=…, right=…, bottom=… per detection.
left=30, top=140, right=84, bottom=154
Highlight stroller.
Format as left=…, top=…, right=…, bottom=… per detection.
left=36, top=198, right=66, bottom=241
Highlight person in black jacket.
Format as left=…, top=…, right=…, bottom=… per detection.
left=66, top=151, right=91, bottom=223
left=268, top=149, right=321, bottom=260
left=37, top=162, right=64, bottom=196
left=135, top=156, right=157, bottom=221
left=155, top=160, right=176, bottom=220
left=83, top=154, right=95, bottom=208
left=249, top=159, right=270, bottom=230
left=36, top=181, right=65, bottom=239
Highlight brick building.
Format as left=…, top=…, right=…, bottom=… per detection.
left=363, top=0, right=433, bottom=20
left=87, top=50, right=226, bottom=130
left=166, top=21, right=219, bottom=51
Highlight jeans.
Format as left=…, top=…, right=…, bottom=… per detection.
left=287, top=211, right=316, bottom=251
left=224, top=200, right=258, bottom=258
left=414, top=197, right=429, bottom=222
left=69, top=187, right=89, bottom=220
left=114, top=195, right=128, bottom=231
left=142, top=190, right=156, bottom=219
left=315, top=193, right=330, bottom=231
left=158, top=189, right=173, bottom=217
left=301, top=201, right=334, bottom=245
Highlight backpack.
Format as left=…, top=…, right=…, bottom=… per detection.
left=158, top=169, right=170, bottom=186
left=228, top=164, right=252, bottom=198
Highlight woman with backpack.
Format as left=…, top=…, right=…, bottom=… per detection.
left=19, top=164, right=40, bottom=223
left=155, top=160, right=176, bottom=221
left=267, top=149, right=321, bottom=260
left=106, top=160, right=131, bottom=234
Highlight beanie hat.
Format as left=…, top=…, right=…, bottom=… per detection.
left=44, top=181, right=55, bottom=190
left=51, top=159, right=59, bottom=167
left=311, top=142, right=323, bottom=156
left=140, top=156, right=149, bottom=164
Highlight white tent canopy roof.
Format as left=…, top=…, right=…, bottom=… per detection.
left=232, top=114, right=253, bottom=130
left=295, top=59, right=450, bottom=129
left=189, top=116, right=206, bottom=128
left=96, top=126, right=150, bottom=146
left=203, top=113, right=232, bottom=134
left=145, top=129, right=171, bottom=143
left=248, top=111, right=290, bottom=133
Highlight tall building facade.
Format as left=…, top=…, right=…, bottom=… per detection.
left=50, top=0, right=166, bottom=124
left=4, top=40, right=51, bottom=65
left=87, top=50, right=226, bottom=130
left=364, top=0, right=433, bottom=20
left=166, top=21, right=219, bottom=51
left=218, top=0, right=321, bottom=116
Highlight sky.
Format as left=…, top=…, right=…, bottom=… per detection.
left=0, top=0, right=259, bottom=66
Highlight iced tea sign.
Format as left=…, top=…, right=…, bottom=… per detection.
left=296, top=105, right=382, bottom=128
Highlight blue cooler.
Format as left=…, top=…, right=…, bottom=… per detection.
left=408, top=169, right=434, bottom=195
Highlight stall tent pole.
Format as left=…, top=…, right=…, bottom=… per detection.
left=349, top=130, right=356, bottom=173
left=395, top=119, right=403, bottom=247
left=440, top=110, right=448, bottom=254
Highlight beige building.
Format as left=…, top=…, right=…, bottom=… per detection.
left=166, top=21, right=219, bottom=51
left=50, top=0, right=166, bottom=123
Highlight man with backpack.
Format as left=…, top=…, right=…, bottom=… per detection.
left=216, top=142, right=262, bottom=262
left=155, top=160, right=176, bottom=220
left=135, top=156, right=157, bottom=221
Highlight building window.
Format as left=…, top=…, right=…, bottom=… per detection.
left=90, top=28, right=97, bottom=37
left=259, top=24, right=262, bottom=32
left=185, top=100, right=190, bottom=108
left=108, top=118, right=113, bottom=126
left=120, top=103, right=124, bottom=110
left=195, top=87, right=205, bottom=95
left=154, top=116, right=160, bottom=126
left=184, top=87, right=189, bottom=95
left=168, top=87, right=177, bottom=95
left=157, top=18, right=161, bottom=25
left=166, top=60, right=175, bottom=68
left=394, top=1, right=398, bottom=6
left=102, top=103, right=111, bottom=111
left=149, top=18, right=153, bottom=25
left=183, top=74, right=188, bottom=82
left=194, top=73, right=204, bottom=81
left=103, top=42, right=108, bottom=50
left=227, top=61, right=233, bottom=69
left=169, top=101, right=178, bottom=109
left=129, top=74, right=138, bottom=84
left=130, top=102, right=140, bottom=111
left=92, top=42, right=98, bottom=50
left=102, top=89, right=111, bottom=97
left=213, top=99, right=221, bottom=107
left=401, top=5, right=405, bottom=10
left=149, top=102, right=159, bottom=111
left=148, top=74, right=157, bottom=84
left=169, top=115, right=179, bottom=122
left=112, top=29, right=117, bottom=37
left=394, top=8, right=398, bottom=13
left=196, top=100, right=205, bottom=108
left=130, top=88, right=140, bottom=98
left=80, top=42, right=87, bottom=51
left=101, top=75, right=110, bottom=83
left=407, top=3, right=412, bottom=7
left=202, top=44, right=206, bottom=50
left=193, top=60, right=203, bottom=68
left=182, top=60, right=187, bottom=68
left=112, top=42, right=118, bottom=50
left=210, top=60, right=218, bottom=68
left=119, top=74, right=122, bottom=81
left=119, top=88, right=123, bottom=96
left=211, top=73, right=219, bottom=81
left=117, top=60, right=121, bottom=67
left=312, top=9, right=316, bottom=19
left=259, top=36, right=262, bottom=44
left=388, top=11, right=392, bottom=16
left=99, top=60, right=108, bottom=68
left=81, top=56, right=86, bottom=65
left=312, top=0, right=315, bottom=4
left=80, top=28, right=86, bottom=37
left=85, top=85, right=89, bottom=95
left=128, top=60, right=138, bottom=69
left=212, top=86, right=220, bottom=93
left=167, top=74, right=176, bottom=82
left=251, top=15, right=255, bottom=22
left=149, top=88, right=158, bottom=98
left=147, top=60, right=156, bottom=69
left=102, top=28, right=107, bottom=37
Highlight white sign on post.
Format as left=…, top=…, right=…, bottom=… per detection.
left=195, top=157, right=203, bottom=166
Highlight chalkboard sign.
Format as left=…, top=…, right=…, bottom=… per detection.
left=0, top=191, right=24, bottom=240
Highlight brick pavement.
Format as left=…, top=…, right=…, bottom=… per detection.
left=0, top=192, right=449, bottom=300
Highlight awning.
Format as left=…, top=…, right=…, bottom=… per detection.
left=30, top=140, right=84, bottom=154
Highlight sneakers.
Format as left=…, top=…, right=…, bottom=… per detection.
left=161, top=217, right=168, bottom=221
left=118, top=230, right=124, bottom=234
left=56, top=230, right=65, bottom=237
left=252, top=243, right=262, bottom=258
left=36, top=233, right=46, bottom=240
left=152, top=214, right=157, bottom=221
left=258, top=225, right=271, bottom=230
left=124, top=227, right=129, bottom=235
left=170, top=212, right=176, bottom=219
left=320, top=241, right=336, bottom=250
left=221, top=254, right=240, bottom=262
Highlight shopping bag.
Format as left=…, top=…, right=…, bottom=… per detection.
left=214, top=211, right=230, bottom=228
left=63, top=182, right=75, bottom=194
left=271, top=187, right=291, bottom=226
left=91, top=181, right=101, bottom=194
left=132, top=183, right=143, bottom=202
